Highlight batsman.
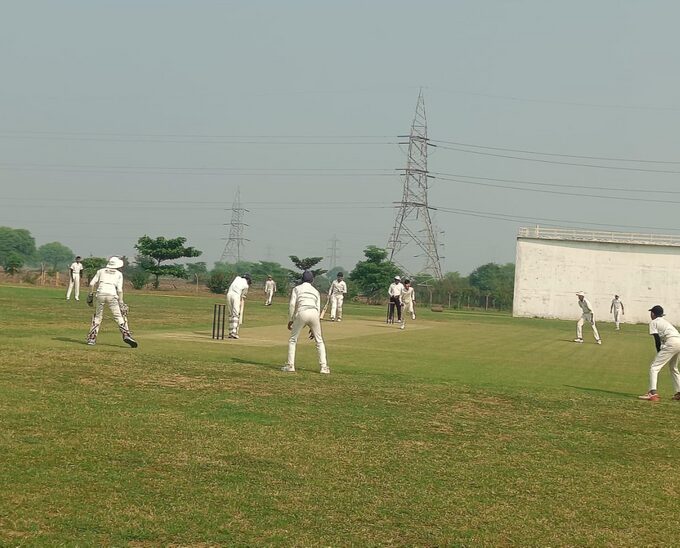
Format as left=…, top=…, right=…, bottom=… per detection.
left=86, top=256, right=138, bottom=347
left=226, top=273, right=251, bottom=339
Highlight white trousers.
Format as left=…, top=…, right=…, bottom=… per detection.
left=287, top=308, right=327, bottom=369
left=265, top=289, right=274, bottom=305
left=330, top=294, right=344, bottom=319
left=66, top=275, right=81, bottom=300
left=227, top=292, right=242, bottom=335
left=576, top=313, right=600, bottom=340
left=87, top=295, right=131, bottom=342
left=404, top=301, right=415, bottom=319
left=649, top=337, right=680, bottom=392
left=613, top=310, right=622, bottom=328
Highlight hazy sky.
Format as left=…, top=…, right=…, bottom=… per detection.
left=2, top=1, right=679, bottom=275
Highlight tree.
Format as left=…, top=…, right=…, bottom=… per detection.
left=289, top=256, right=327, bottom=285
left=81, top=257, right=107, bottom=283
left=0, top=227, right=36, bottom=265
left=135, top=235, right=202, bottom=289
left=468, top=262, right=515, bottom=309
left=3, top=252, right=24, bottom=274
left=37, top=242, right=74, bottom=272
left=349, top=245, right=400, bottom=303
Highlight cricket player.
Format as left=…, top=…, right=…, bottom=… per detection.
left=86, top=256, right=137, bottom=347
left=264, top=275, right=276, bottom=306
left=66, top=256, right=84, bottom=301
left=399, top=279, right=416, bottom=330
left=328, top=272, right=347, bottom=321
left=574, top=291, right=601, bottom=344
left=282, top=270, right=329, bottom=374
left=388, top=276, right=405, bottom=324
left=226, top=273, right=251, bottom=339
left=638, top=305, right=680, bottom=402
left=610, top=295, right=625, bottom=330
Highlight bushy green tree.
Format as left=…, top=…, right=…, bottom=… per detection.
left=0, top=227, right=36, bottom=265
left=135, top=235, right=202, bottom=289
left=349, top=246, right=400, bottom=303
left=468, top=262, right=515, bottom=308
left=3, top=252, right=24, bottom=274
left=37, top=242, right=74, bottom=272
left=289, top=256, right=326, bottom=286
left=81, top=257, right=107, bottom=283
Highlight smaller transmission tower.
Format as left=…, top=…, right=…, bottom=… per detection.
left=386, top=90, right=443, bottom=279
left=220, top=187, right=249, bottom=263
left=328, top=234, right=340, bottom=270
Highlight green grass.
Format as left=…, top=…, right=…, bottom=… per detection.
left=1, top=285, right=679, bottom=546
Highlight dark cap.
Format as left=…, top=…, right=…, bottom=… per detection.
left=302, top=270, right=314, bottom=283
left=649, top=305, right=664, bottom=316
left=337, top=272, right=343, bottom=278
left=243, top=273, right=252, bottom=284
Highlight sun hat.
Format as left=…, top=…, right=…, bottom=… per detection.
left=394, top=275, right=401, bottom=281
left=575, top=291, right=585, bottom=296
left=106, top=256, right=124, bottom=269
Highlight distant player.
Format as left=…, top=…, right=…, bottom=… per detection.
left=399, top=279, right=416, bottom=330
left=610, top=295, right=625, bottom=330
left=638, top=305, right=680, bottom=402
left=226, top=273, right=251, bottom=339
left=282, top=270, right=329, bottom=374
left=388, top=276, right=405, bottom=324
left=264, top=275, right=276, bottom=306
left=328, top=272, right=347, bottom=321
left=574, top=291, right=601, bottom=344
left=66, top=256, right=84, bottom=301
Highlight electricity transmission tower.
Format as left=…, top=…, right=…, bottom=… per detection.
left=220, top=187, right=249, bottom=263
left=328, top=235, right=340, bottom=270
left=386, top=90, right=443, bottom=280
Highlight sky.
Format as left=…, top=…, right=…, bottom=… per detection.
left=2, top=1, right=680, bottom=275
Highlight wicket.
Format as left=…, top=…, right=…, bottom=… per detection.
left=212, top=303, right=226, bottom=339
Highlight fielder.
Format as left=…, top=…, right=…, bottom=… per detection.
left=388, top=276, right=404, bottom=324
left=86, top=256, right=137, bottom=347
left=574, top=291, right=601, bottom=344
left=66, top=256, right=84, bottom=301
left=264, top=275, right=276, bottom=306
left=282, top=270, right=329, bottom=374
left=328, top=272, right=347, bottom=321
left=610, top=294, right=625, bottom=330
left=226, top=273, right=251, bottom=339
left=638, top=305, right=680, bottom=402
left=399, top=278, right=416, bottom=330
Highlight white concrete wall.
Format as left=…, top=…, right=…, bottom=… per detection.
left=513, top=237, right=680, bottom=324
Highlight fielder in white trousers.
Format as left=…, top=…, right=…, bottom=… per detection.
left=226, top=274, right=251, bottom=339
left=66, top=257, right=84, bottom=300
left=328, top=273, right=347, bottom=321
left=639, top=306, right=680, bottom=401
left=575, top=293, right=601, bottom=344
left=283, top=271, right=328, bottom=374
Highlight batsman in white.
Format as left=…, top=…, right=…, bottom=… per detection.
left=574, top=291, right=601, bottom=344
left=610, top=294, right=625, bottom=330
left=86, top=256, right=137, bottom=347
left=399, top=278, right=416, bottom=330
left=638, top=305, right=680, bottom=402
left=66, top=256, right=84, bottom=301
left=328, top=271, right=347, bottom=321
left=264, top=275, right=277, bottom=306
left=282, top=270, right=329, bottom=374
left=226, top=273, right=251, bottom=339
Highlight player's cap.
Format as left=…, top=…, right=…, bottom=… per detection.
left=649, top=305, right=664, bottom=316
left=394, top=275, right=401, bottom=281
left=243, top=273, right=252, bottom=284
left=575, top=291, right=585, bottom=296
left=75, top=256, right=82, bottom=260
left=302, top=270, right=314, bottom=283
left=106, top=256, right=124, bottom=269
left=267, top=275, right=272, bottom=279
left=404, top=278, right=411, bottom=284
left=337, top=272, right=343, bottom=278
left=614, top=294, right=619, bottom=298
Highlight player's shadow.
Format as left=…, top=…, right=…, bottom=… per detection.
left=564, top=385, right=637, bottom=398
left=52, top=337, right=122, bottom=348
left=230, top=357, right=281, bottom=371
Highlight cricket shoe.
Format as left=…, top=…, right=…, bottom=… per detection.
left=281, top=365, right=296, bottom=372
left=337, top=318, right=342, bottom=322
left=320, top=366, right=330, bottom=374
left=671, top=392, right=680, bottom=401
left=573, top=338, right=584, bottom=343
left=400, top=324, right=405, bottom=330
left=86, top=340, right=96, bottom=346
left=228, top=333, right=239, bottom=339
left=123, top=335, right=138, bottom=348
left=596, top=339, right=602, bottom=345
left=638, top=392, right=660, bottom=401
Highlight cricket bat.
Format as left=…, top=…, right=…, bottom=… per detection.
left=320, top=298, right=330, bottom=319
left=239, top=298, right=245, bottom=326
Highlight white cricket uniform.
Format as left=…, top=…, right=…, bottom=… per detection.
left=610, top=298, right=624, bottom=329
left=328, top=279, right=347, bottom=320
left=647, top=317, right=680, bottom=393
left=264, top=279, right=276, bottom=305
left=66, top=261, right=84, bottom=300
left=388, top=282, right=404, bottom=322
left=286, top=282, right=327, bottom=371
left=87, top=268, right=132, bottom=343
left=401, top=286, right=416, bottom=324
left=227, top=276, right=250, bottom=336
left=576, top=297, right=601, bottom=341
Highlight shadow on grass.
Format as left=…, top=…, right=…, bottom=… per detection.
left=564, top=385, right=638, bottom=398
left=231, top=356, right=281, bottom=371
left=52, top=337, right=126, bottom=348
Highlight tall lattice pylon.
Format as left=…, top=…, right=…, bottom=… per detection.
left=386, top=90, right=443, bottom=279
left=328, top=234, right=340, bottom=270
left=220, top=187, right=249, bottom=263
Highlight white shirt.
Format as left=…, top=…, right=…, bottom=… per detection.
left=649, top=317, right=680, bottom=343
left=611, top=298, right=623, bottom=311
left=289, top=282, right=321, bottom=320
left=90, top=268, right=123, bottom=297
left=329, top=279, right=347, bottom=296
left=388, top=282, right=404, bottom=298
left=401, top=286, right=415, bottom=304
left=70, top=262, right=84, bottom=277
left=578, top=298, right=594, bottom=315
left=265, top=279, right=276, bottom=292
left=228, top=276, right=250, bottom=298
